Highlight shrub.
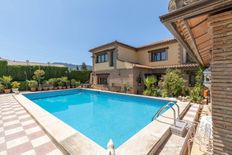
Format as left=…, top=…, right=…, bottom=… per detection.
left=0, top=83, right=4, bottom=92
left=143, top=76, right=159, bottom=96
left=48, top=78, right=58, bottom=87
left=11, top=81, right=21, bottom=89
left=190, top=67, right=204, bottom=103
left=18, top=81, right=28, bottom=91
left=28, top=80, right=38, bottom=89
left=71, top=79, right=77, bottom=86
left=42, top=80, right=49, bottom=88
left=75, top=81, right=81, bottom=87
left=57, top=77, right=68, bottom=86
left=160, top=69, right=186, bottom=97
left=0, top=75, right=13, bottom=89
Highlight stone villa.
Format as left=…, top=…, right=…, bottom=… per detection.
left=90, top=39, right=198, bottom=93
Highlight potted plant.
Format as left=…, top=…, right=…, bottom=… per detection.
left=61, top=77, right=68, bottom=89
left=0, top=83, right=4, bottom=93
left=66, top=80, right=71, bottom=89
left=48, top=78, right=56, bottom=90
left=28, top=80, right=38, bottom=91
left=0, top=76, right=13, bottom=93
left=57, top=78, right=64, bottom=89
left=75, top=81, right=81, bottom=87
left=33, top=69, right=45, bottom=91
left=11, top=81, right=21, bottom=93
left=42, top=80, right=49, bottom=91
left=71, top=79, right=77, bottom=88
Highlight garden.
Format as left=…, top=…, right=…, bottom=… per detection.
left=143, top=68, right=205, bottom=103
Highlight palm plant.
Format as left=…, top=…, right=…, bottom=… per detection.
left=143, top=76, right=157, bottom=96
left=0, top=76, right=13, bottom=89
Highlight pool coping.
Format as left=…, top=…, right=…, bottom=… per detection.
left=14, top=88, right=190, bottom=155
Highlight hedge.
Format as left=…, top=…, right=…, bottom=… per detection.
left=0, top=60, right=91, bottom=83
left=68, top=70, right=91, bottom=83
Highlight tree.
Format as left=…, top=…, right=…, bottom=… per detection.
left=81, top=62, right=87, bottom=71
left=32, top=69, right=45, bottom=84
left=160, top=69, right=186, bottom=97
left=76, top=65, right=79, bottom=71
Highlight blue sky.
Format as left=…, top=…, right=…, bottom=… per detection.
left=0, top=0, right=172, bottom=65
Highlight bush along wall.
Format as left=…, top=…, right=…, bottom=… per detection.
left=68, top=70, right=91, bottom=83
left=0, top=60, right=92, bottom=90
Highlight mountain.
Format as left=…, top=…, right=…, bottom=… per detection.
left=52, top=62, right=92, bottom=71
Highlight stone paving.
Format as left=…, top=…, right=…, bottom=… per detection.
left=0, top=94, right=64, bottom=155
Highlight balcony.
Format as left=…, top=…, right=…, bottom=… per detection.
left=168, top=0, right=202, bottom=12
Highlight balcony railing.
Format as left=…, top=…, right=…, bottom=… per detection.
left=168, top=0, right=202, bottom=12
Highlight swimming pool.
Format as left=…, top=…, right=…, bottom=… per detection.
left=24, top=89, right=172, bottom=148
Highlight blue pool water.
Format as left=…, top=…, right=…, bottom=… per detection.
left=24, top=89, right=171, bottom=148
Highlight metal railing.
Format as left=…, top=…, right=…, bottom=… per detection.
left=151, top=102, right=180, bottom=126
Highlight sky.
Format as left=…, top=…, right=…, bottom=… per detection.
left=0, top=0, right=172, bottom=65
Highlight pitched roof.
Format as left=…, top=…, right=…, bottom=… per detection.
left=89, top=38, right=177, bottom=52
left=89, top=41, right=136, bottom=52
left=136, top=38, right=177, bottom=50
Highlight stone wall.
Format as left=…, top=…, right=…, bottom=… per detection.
left=209, top=10, right=232, bottom=155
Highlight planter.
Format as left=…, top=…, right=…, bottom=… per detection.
left=49, top=86, right=54, bottom=90
left=4, top=89, right=11, bottom=94
left=43, top=87, right=48, bottom=91
left=62, top=86, right=67, bottom=89
left=53, top=87, right=58, bottom=90
left=12, top=88, right=19, bottom=93
left=67, top=86, right=70, bottom=89
left=38, top=87, right=42, bottom=91
left=58, top=86, right=63, bottom=89
left=30, top=88, right=36, bottom=92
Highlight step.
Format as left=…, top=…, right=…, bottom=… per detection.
left=157, top=104, right=201, bottom=155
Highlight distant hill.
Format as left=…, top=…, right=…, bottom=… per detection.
left=53, top=62, right=92, bottom=71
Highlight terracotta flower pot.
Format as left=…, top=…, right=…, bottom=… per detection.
left=67, top=86, right=70, bottom=89
left=58, top=86, right=62, bottom=89
left=30, top=88, right=36, bottom=92
left=62, top=86, right=66, bottom=89
left=38, top=87, right=42, bottom=91
left=12, top=88, right=19, bottom=94
left=4, top=89, right=11, bottom=94
left=43, top=87, right=48, bottom=91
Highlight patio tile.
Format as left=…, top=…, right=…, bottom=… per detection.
left=0, top=95, right=64, bottom=155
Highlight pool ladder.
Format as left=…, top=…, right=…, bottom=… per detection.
left=151, top=102, right=180, bottom=126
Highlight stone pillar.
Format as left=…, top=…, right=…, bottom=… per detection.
left=209, top=10, right=232, bottom=155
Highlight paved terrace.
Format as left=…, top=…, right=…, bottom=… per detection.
left=0, top=94, right=64, bottom=155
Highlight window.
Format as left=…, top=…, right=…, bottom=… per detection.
left=189, top=74, right=195, bottom=87
left=97, top=74, right=108, bottom=85
left=186, top=53, right=195, bottom=64
left=96, top=53, right=108, bottom=63
left=109, top=51, right=115, bottom=67
left=150, top=49, right=167, bottom=62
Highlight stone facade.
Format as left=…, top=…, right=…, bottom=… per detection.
left=90, top=39, right=198, bottom=94
left=209, top=10, right=232, bottom=154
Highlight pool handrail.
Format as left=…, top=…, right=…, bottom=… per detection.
left=151, top=102, right=180, bottom=126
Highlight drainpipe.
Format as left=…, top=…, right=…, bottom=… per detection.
left=107, top=139, right=115, bottom=155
